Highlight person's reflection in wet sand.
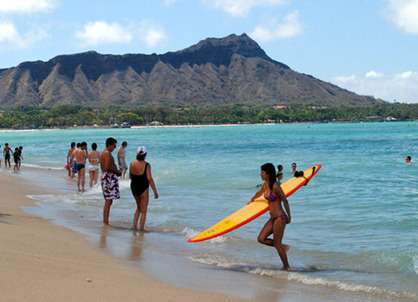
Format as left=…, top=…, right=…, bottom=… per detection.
left=129, top=231, right=144, bottom=261
left=99, top=225, right=110, bottom=249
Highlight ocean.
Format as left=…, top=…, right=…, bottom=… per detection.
left=1, top=122, right=418, bottom=301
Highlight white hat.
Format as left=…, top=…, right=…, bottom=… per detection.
left=137, top=146, right=147, bottom=155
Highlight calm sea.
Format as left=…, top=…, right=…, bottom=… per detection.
left=2, top=122, right=418, bottom=301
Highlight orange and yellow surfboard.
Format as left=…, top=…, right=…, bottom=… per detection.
left=188, top=164, right=321, bottom=243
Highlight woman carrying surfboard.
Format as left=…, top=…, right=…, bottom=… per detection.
left=249, top=163, right=291, bottom=270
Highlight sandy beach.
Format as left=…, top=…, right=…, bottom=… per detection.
left=0, top=173, right=242, bottom=302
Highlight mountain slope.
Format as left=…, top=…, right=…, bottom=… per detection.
left=0, top=33, right=380, bottom=108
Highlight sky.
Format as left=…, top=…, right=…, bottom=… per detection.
left=0, top=0, right=418, bottom=102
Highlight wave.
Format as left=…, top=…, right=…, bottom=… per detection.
left=22, top=163, right=64, bottom=171
left=189, top=255, right=417, bottom=299
left=182, top=227, right=233, bottom=243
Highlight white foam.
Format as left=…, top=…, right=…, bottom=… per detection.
left=22, top=163, right=63, bottom=171
left=287, top=273, right=416, bottom=299
left=182, top=227, right=231, bottom=243
left=188, top=255, right=416, bottom=299
left=413, top=255, right=418, bottom=275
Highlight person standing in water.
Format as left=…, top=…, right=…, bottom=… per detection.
left=405, top=156, right=412, bottom=165
left=13, top=147, right=20, bottom=172
left=71, top=143, right=81, bottom=178
left=3, top=143, right=12, bottom=168
left=249, top=163, right=291, bottom=271
left=17, top=146, right=23, bottom=169
left=88, top=143, right=100, bottom=187
left=118, top=141, right=128, bottom=179
left=277, top=164, right=284, bottom=183
left=66, top=142, right=76, bottom=177
left=291, top=162, right=297, bottom=176
left=100, top=137, right=121, bottom=225
left=129, top=146, right=159, bottom=231
left=74, top=142, right=88, bottom=192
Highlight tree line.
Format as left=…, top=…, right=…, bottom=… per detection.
left=1, top=103, right=418, bottom=129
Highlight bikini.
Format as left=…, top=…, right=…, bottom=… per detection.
left=88, top=153, right=100, bottom=172
left=265, top=191, right=289, bottom=223
left=130, top=163, right=149, bottom=197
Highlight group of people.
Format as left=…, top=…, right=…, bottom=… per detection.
left=1, top=143, right=23, bottom=172
left=66, top=138, right=159, bottom=231
left=65, top=140, right=299, bottom=270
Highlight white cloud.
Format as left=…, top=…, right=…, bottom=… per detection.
left=0, top=21, right=47, bottom=49
left=386, top=0, right=418, bottom=34
left=162, top=0, right=177, bottom=6
left=0, top=0, right=55, bottom=14
left=75, top=21, right=167, bottom=48
left=396, top=70, right=415, bottom=79
left=250, top=11, right=302, bottom=42
left=202, top=0, right=285, bottom=17
left=76, top=21, right=133, bottom=46
left=138, top=22, right=167, bottom=48
left=334, top=75, right=357, bottom=84
left=333, top=71, right=418, bottom=103
left=365, top=70, right=384, bottom=78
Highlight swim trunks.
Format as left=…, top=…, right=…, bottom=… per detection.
left=101, top=172, right=120, bottom=200
left=118, top=157, right=127, bottom=170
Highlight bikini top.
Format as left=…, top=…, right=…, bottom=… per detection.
left=265, top=191, right=278, bottom=202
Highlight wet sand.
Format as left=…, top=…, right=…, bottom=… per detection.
left=1, top=169, right=415, bottom=302
left=0, top=173, right=241, bottom=302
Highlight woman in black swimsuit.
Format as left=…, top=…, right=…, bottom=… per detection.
left=249, top=163, right=291, bottom=270
left=129, top=146, right=159, bottom=231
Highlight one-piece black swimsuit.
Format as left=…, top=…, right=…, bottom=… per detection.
left=130, top=163, right=149, bottom=197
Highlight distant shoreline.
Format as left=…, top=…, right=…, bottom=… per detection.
left=0, top=119, right=411, bottom=131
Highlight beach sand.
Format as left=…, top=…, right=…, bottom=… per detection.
left=0, top=173, right=241, bottom=302
left=1, top=169, right=415, bottom=302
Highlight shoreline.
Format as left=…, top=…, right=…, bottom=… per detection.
left=0, top=172, right=244, bottom=302
left=1, top=167, right=416, bottom=302
left=0, top=119, right=412, bottom=132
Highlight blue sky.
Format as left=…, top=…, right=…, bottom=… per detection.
left=0, top=0, right=418, bottom=102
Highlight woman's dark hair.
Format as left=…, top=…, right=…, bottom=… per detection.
left=277, top=164, right=283, bottom=171
left=92, top=143, right=97, bottom=151
left=261, top=163, right=277, bottom=190
left=76, top=143, right=81, bottom=148
left=122, top=141, right=128, bottom=147
left=136, top=152, right=147, bottom=161
left=105, top=137, right=117, bottom=147
left=71, top=142, right=76, bottom=148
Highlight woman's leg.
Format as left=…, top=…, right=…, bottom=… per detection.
left=257, top=218, right=274, bottom=246
left=89, top=170, right=94, bottom=187
left=138, top=190, right=149, bottom=231
left=273, top=218, right=290, bottom=270
left=133, top=194, right=142, bottom=230
left=93, top=170, right=98, bottom=186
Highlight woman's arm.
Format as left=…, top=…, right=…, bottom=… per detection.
left=248, top=183, right=266, bottom=204
left=146, top=164, right=159, bottom=199
left=275, top=184, right=291, bottom=223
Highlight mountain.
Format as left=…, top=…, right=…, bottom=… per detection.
left=0, top=33, right=380, bottom=108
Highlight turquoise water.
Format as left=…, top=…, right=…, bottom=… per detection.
left=2, top=122, right=418, bottom=300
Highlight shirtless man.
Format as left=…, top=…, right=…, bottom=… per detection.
left=74, top=142, right=88, bottom=192
left=17, top=146, right=23, bottom=169
left=118, top=141, right=128, bottom=179
left=66, top=142, right=76, bottom=177
left=100, top=137, right=121, bottom=225
left=3, top=143, right=12, bottom=169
